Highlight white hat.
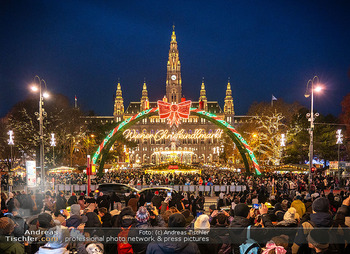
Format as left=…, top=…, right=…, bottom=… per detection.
left=284, top=207, right=299, bottom=221
left=194, top=214, right=210, bottom=230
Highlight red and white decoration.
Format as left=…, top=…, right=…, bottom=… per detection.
left=157, top=100, right=192, bottom=127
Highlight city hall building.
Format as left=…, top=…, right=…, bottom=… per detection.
left=85, top=28, right=250, bottom=165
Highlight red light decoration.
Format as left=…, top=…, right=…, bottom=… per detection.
left=157, top=100, right=192, bottom=127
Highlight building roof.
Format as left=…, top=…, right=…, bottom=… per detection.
left=125, top=101, right=223, bottom=115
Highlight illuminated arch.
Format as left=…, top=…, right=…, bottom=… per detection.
left=92, top=107, right=261, bottom=175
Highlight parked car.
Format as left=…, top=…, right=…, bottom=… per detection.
left=139, top=187, right=178, bottom=203
left=96, top=183, right=138, bottom=202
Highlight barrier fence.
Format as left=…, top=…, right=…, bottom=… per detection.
left=54, top=184, right=247, bottom=196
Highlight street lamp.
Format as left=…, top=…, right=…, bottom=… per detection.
left=304, top=76, right=323, bottom=188
left=31, top=75, right=50, bottom=189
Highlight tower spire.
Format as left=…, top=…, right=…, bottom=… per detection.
left=141, top=80, right=149, bottom=110
left=224, top=77, right=234, bottom=116
left=114, top=79, right=124, bottom=121
left=199, top=77, right=207, bottom=110
left=166, top=26, right=182, bottom=103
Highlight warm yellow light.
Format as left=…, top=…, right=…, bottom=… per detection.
left=252, top=133, right=258, bottom=138
left=314, top=86, right=323, bottom=92
left=43, top=92, right=50, bottom=98
left=31, top=85, right=38, bottom=92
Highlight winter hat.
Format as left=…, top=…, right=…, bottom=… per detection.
left=71, top=204, right=81, bottom=216
left=283, top=207, right=299, bottom=221
left=38, top=213, right=54, bottom=228
left=194, top=214, right=210, bottom=230
left=209, top=204, right=216, bottom=211
left=86, top=242, right=104, bottom=254
left=234, top=203, right=250, bottom=218
left=168, top=213, right=186, bottom=228
left=136, top=206, right=150, bottom=223
left=312, top=197, right=329, bottom=213
left=42, top=225, right=70, bottom=249
left=0, top=217, right=15, bottom=235
left=307, top=229, right=329, bottom=250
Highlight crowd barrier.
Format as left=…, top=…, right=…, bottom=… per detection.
left=54, top=184, right=247, bottom=196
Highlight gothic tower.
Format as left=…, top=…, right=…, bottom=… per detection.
left=224, top=78, right=235, bottom=116
left=114, top=80, right=124, bottom=122
left=199, top=78, right=208, bottom=110
left=141, top=80, right=149, bottom=110
left=166, top=26, right=182, bottom=104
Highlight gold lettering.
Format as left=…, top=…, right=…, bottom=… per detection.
left=123, top=129, right=223, bottom=141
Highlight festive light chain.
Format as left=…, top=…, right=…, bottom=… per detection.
left=92, top=107, right=261, bottom=175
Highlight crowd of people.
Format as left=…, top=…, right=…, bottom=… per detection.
left=45, top=170, right=350, bottom=192
left=0, top=171, right=349, bottom=253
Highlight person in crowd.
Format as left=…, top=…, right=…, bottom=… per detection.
left=262, top=235, right=289, bottom=254
left=36, top=225, right=70, bottom=254
left=98, top=207, right=112, bottom=227
left=151, top=191, right=163, bottom=210
left=66, top=204, right=84, bottom=228
left=110, top=191, right=121, bottom=210
left=306, top=229, right=332, bottom=254
left=35, top=190, right=44, bottom=214
left=78, top=195, right=86, bottom=210
left=128, top=193, right=140, bottom=213
left=291, top=194, right=306, bottom=218
left=292, top=197, right=334, bottom=253
left=97, top=192, right=110, bottom=210
left=67, top=192, right=78, bottom=206
left=55, top=191, right=67, bottom=213
left=0, top=217, right=25, bottom=253
left=146, top=213, right=200, bottom=254
left=4, top=207, right=28, bottom=237
left=1, top=192, right=8, bottom=211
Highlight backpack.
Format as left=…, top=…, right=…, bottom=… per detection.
left=117, top=226, right=133, bottom=254
left=239, top=226, right=260, bottom=254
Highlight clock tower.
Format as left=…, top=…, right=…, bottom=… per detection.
left=166, top=26, right=182, bottom=104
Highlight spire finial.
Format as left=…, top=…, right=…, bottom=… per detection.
left=143, top=78, right=147, bottom=90
left=173, top=23, right=175, bottom=31
left=171, top=24, right=176, bottom=41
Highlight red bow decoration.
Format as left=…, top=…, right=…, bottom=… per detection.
left=157, top=100, right=192, bottom=127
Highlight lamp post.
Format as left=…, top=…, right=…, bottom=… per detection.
left=304, top=76, right=322, bottom=189
left=31, top=76, right=49, bottom=189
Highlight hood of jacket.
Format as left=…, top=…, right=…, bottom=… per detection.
left=310, top=212, right=333, bottom=227
left=66, top=215, right=82, bottom=228
left=157, top=242, right=191, bottom=253
left=229, top=216, right=251, bottom=228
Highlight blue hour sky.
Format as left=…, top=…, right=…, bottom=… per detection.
left=1, top=0, right=350, bottom=118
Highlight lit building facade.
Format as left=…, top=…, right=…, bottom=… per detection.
left=84, top=27, right=252, bottom=165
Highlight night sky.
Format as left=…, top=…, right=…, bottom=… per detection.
left=1, top=0, right=350, bottom=118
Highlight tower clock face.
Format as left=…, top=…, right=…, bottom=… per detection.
left=171, top=75, right=177, bottom=80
